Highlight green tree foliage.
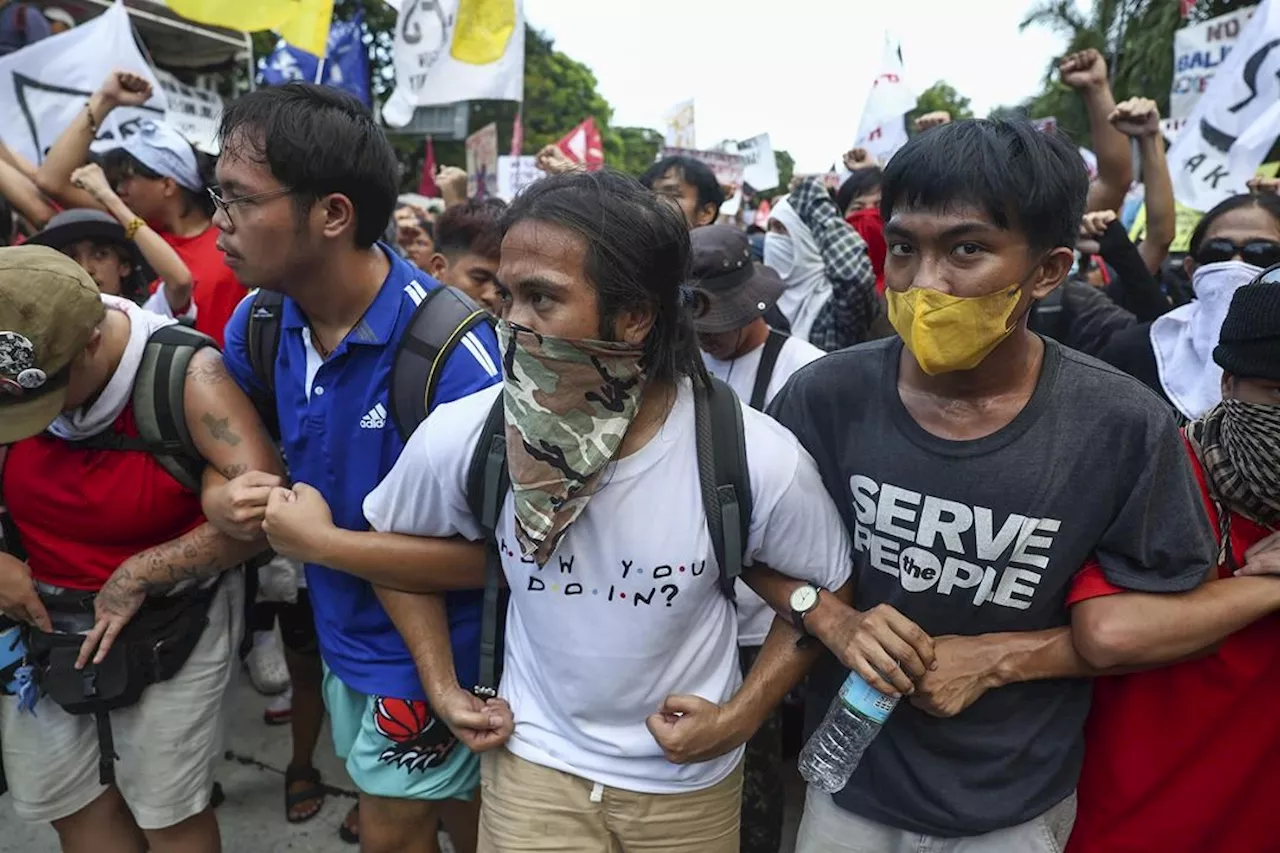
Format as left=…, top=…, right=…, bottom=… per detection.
left=906, top=81, right=975, bottom=133
left=1015, top=0, right=1256, bottom=141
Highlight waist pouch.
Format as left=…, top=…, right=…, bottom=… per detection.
left=23, top=579, right=222, bottom=785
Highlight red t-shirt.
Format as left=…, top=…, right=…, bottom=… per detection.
left=1067, top=444, right=1280, bottom=853
left=1, top=403, right=204, bottom=591
left=161, top=225, right=245, bottom=347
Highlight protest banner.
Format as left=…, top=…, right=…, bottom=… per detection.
left=660, top=146, right=745, bottom=188
left=664, top=99, right=696, bottom=149
left=735, top=133, right=779, bottom=191
left=854, top=39, right=917, bottom=164
left=383, top=0, right=524, bottom=128
left=154, top=70, right=222, bottom=154
left=557, top=118, right=604, bottom=171
left=0, top=2, right=168, bottom=164
left=466, top=123, right=499, bottom=199
left=497, top=155, right=541, bottom=200
left=1170, top=6, right=1257, bottom=120
left=1168, top=0, right=1280, bottom=211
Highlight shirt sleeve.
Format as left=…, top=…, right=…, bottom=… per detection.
left=1094, top=408, right=1216, bottom=592
left=363, top=388, right=495, bottom=541
left=141, top=283, right=198, bottom=322
left=1066, top=559, right=1125, bottom=606
left=221, top=292, right=264, bottom=398
left=430, top=319, right=502, bottom=410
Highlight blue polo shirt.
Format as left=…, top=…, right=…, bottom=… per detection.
left=223, top=246, right=501, bottom=700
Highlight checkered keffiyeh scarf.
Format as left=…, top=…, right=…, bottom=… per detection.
left=1185, top=399, right=1280, bottom=529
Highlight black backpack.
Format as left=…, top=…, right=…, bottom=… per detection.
left=748, top=329, right=788, bottom=412
left=244, top=285, right=493, bottom=441
left=463, top=375, right=753, bottom=697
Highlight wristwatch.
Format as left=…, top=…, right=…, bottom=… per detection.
left=789, top=584, right=823, bottom=636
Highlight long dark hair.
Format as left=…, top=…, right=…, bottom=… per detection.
left=500, top=169, right=703, bottom=384
left=1188, top=193, right=1280, bottom=259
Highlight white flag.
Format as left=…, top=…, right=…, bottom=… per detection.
left=383, top=0, right=524, bottom=128
left=1169, top=0, right=1280, bottom=212
left=0, top=1, right=168, bottom=164
left=855, top=39, right=918, bottom=164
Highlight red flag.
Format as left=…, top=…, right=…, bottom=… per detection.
left=557, top=118, right=605, bottom=171
left=511, top=109, right=524, bottom=157
left=1180, top=0, right=1197, bottom=17
left=418, top=136, right=439, bottom=198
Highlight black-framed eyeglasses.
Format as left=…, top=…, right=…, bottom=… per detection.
left=1194, top=237, right=1280, bottom=269
left=207, top=186, right=294, bottom=224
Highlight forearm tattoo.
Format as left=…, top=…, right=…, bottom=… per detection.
left=201, top=413, right=242, bottom=447
left=101, top=524, right=257, bottom=611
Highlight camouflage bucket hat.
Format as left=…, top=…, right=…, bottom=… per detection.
left=497, top=320, right=647, bottom=566
left=0, top=246, right=104, bottom=444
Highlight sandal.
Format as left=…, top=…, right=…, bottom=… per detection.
left=284, top=765, right=325, bottom=824
left=338, top=802, right=359, bottom=844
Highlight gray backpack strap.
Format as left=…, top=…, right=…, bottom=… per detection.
left=245, top=289, right=285, bottom=439
left=127, top=324, right=213, bottom=492
left=694, top=377, right=753, bottom=600
left=465, top=395, right=509, bottom=698
left=389, top=284, right=493, bottom=441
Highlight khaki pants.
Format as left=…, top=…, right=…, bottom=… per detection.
left=477, top=748, right=742, bottom=853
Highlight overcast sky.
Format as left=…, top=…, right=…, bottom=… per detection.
left=523, top=0, right=1093, bottom=172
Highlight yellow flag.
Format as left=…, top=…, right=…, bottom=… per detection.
left=168, top=0, right=334, bottom=58
left=451, top=0, right=517, bottom=65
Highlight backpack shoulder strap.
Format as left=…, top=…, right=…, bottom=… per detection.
left=1030, top=283, right=1068, bottom=343
left=130, top=324, right=215, bottom=492
left=390, top=283, right=494, bottom=441
left=245, top=289, right=284, bottom=438
left=748, top=330, right=788, bottom=411
left=694, top=377, right=753, bottom=600
left=466, top=394, right=509, bottom=698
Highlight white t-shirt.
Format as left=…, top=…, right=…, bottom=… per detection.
left=703, top=334, right=826, bottom=645
left=364, top=379, right=850, bottom=795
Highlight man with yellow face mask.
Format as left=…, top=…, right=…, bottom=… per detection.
left=770, top=119, right=1219, bottom=853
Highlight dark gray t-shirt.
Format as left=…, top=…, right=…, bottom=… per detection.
left=769, top=336, right=1215, bottom=837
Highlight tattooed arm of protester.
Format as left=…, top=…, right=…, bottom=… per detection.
left=35, top=70, right=154, bottom=212
left=76, top=349, right=282, bottom=668
left=1060, top=49, right=1133, bottom=215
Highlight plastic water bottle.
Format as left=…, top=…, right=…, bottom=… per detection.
left=799, top=671, right=899, bottom=793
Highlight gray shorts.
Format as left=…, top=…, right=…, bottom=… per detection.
left=796, top=785, right=1076, bottom=853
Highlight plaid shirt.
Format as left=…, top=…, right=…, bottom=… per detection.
left=790, top=178, right=882, bottom=351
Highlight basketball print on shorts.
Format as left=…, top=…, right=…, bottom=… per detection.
left=372, top=697, right=458, bottom=772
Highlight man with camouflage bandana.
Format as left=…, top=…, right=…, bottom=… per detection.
left=361, top=170, right=858, bottom=852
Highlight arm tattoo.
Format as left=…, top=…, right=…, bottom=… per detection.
left=188, top=353, right=231, bottom=386
left=220, top=463, right=248, bottom=479
left=202, top=413, right=242, bottom=446
left=107, top=523, right=261, bottom=606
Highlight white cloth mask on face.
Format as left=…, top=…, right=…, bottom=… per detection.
left=763, top=231, right=795, bottom=279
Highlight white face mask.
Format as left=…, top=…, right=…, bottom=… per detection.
left=763, top=232, right=795, bottom=279
left=1191, top=260, right=1263, bottom=296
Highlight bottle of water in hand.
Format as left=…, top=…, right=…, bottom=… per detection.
left=799, top=671, right=899, bottom=793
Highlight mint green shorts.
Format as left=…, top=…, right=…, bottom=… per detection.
left=322, top=665, right=479, bottom=801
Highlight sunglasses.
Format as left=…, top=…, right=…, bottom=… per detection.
left=1194, top=238, right=1280, bottom=268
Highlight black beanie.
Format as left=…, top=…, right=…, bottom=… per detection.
left=1213, top=274, right=1280, bottom=381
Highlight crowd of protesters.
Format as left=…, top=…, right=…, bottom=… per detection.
left=0, top=34, right=1278, bottom=853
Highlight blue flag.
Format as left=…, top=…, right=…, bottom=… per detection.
left=260, top=8, right=370, bottom=106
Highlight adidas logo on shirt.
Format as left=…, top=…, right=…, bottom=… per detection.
left=360, top=403, right=388, bottom=430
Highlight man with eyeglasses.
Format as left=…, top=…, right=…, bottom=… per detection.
left=202, top=84, right=505, bottom=853
left=35, top=71, right=246, bottom=346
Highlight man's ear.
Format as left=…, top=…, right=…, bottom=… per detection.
left=612, top=306, right=656, bottom=346
left=317, top=192, right=357, bottom=242
left=427, top=253, right=449, bottom=280
left=1027, top=247, right=1076, bottom=300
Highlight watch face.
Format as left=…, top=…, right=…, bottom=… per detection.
left=790, top=585, right=819, bottom=613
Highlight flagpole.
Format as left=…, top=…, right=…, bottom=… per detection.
left=314, top=56, right=326, bottom=85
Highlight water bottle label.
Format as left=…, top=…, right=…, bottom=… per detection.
left=839, top=673, right=897, bottom=724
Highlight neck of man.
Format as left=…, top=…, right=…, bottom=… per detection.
left=618, top=377, right=678, bottom=459
left=901, top=324, right=1044, bottom=401
left=159, top=203, right=210, bottom=239
left=732, top=318, right=771, bottom=360
left=287, top=244, right=391, bottom=343
left=79, top=308, right=131, bottom=410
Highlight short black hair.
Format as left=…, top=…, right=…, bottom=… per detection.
left=880, top=118, right=1088, bottom=252
left=103, top=148, right=216, bottom=217
left=1188, top=192, right=1280, bottom=258
left=836, top=168, right=883, bottom=214
left=435, top=198, right=505, bottom=260
left=217, top=83, right=398, bottom=249
left=501, top=170, right=699, bottom=383
left=640, top=156, right=725, bottom=213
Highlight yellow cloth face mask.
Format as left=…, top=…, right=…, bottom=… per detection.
left=886, top=281, right=1023, bottom=375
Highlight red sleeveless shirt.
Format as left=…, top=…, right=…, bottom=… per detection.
left=2, top=402, right=204, bottom=591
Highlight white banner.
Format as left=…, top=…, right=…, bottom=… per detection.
left=1169, top=0, right=1280, bottom=212
left=383, top=0, right=524, bottom=128
left=855, top=40, right=918, bottom=164
left=155, top=69, right=222, bottom=155
left=664, top=99, right=695, bottom=149
left=1170, top=6, right=1257, bottom=120
left=497, top=154, right=540, bottom=200
left=0, top=1, right=167, bottom=164
left=734, top=133, right=779, bottom=191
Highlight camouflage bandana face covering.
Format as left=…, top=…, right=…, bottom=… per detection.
left=497, top=320, right=647, bottom=565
